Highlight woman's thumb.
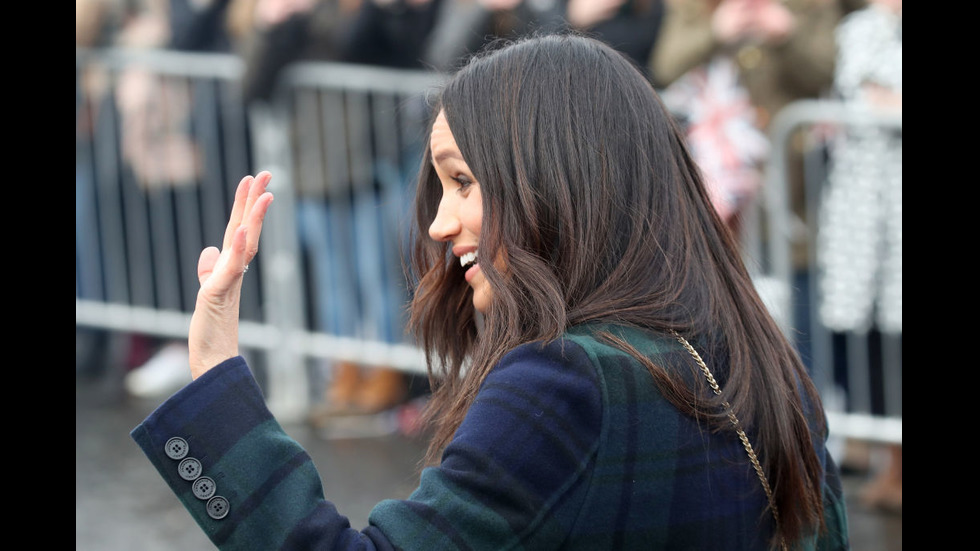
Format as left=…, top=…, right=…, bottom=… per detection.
left=198, top=246, right=222, bottom=285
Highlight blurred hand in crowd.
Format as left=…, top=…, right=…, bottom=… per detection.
left=712, top=0, right=795, bottom=46
left=565, top=0, right=627, bottom=29
left=253, top=0, right=317, bottom=28
left=864, top=83, right=902, bottom=112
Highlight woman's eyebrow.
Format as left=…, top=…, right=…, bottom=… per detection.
left=432, top=150, right=465, bottom=165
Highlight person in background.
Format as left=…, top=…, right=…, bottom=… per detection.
left=116, top=0, right=264, bottom=398
left=77, top=0, right=201, bottom=392
left=563, top=0, right=664, bottom=79
left=649, top=0, right=855, bottom=233
left=815, top=0, right=901, bottom=515
left=422, top=0, right=663, bottom=80
left=238, top=0, right=439, bottom=422
left=421, top=0, right=566, bottom=73
left=342, top=0, right=444, bottom=68
left=649, top=0, right=863, bottom=389
left=78, top=0, right=145, bottom=381
left=237, top=0, right=360, bottom=104
left=167, top=0, right=238, bottom=52
left=132, top=33, right=847, bottom=550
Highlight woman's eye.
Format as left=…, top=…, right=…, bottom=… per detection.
left=454, top=175, right=474, bottom=194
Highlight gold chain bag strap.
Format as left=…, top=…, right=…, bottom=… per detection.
left=672, top=332, right=789, bottom=551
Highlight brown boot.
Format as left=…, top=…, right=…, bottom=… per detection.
left=353, top=367, right=408, bottom=414
left=328, top=362, right=363, bottom=408
left=309, top=361, right=363, bottom=426
left=859, top=444, right=902, bottom=514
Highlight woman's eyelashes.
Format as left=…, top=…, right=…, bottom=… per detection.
left=454, top=175, right=476, bottom=194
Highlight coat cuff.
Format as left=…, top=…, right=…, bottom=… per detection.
left=129, top=356, right=271, bottom=538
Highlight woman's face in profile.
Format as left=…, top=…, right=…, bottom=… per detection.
left=427, top=110, right=492, bottom=312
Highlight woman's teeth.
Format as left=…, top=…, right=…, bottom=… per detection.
left=460, top=251, right=478, bottom=269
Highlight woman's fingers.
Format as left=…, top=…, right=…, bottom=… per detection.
left=223, top=174, right=254, bottom=250
left=206, top=171, right=274, bottom=292
left=244, top=172, right=273, bottom=262
left=243, top=171, right=271, bottom=221
left=221, top=172, right=274, bottom=256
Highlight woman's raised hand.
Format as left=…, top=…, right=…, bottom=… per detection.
left=188, top=171, right=274, bottom=379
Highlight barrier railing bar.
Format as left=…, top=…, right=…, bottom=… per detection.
left=77, top=47, right=244, bottom=79
left=279, top=60, right=445, bottom=96
left=76, top=299, right=426, bottom=373
left=882, top=333, right=902, bottom=418
left=77, top=84, right=105, bottom=302
left=825, top=411, right=901, bottom=445
left=93, top=84, right=130, bottom=305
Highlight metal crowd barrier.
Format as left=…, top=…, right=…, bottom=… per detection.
left=759, top=100, right=902, bottom=445
left=247, top=60, right=445, bottom=421
left=76, top=47, right=439, bottom=421
left=75, top=48, right=260, bottom=343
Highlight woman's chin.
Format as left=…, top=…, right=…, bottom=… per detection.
left=471, top=289, right=490, bottom=314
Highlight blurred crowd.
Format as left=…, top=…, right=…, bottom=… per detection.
left=77, top=0, right=901, bottom=514
left=77, top=0, right=892, bottom=235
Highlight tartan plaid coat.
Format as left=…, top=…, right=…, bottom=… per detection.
left=132, top=324, right=849, bottom=550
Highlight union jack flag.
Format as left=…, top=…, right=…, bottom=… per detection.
left=660, top=56, right=769, bottom=221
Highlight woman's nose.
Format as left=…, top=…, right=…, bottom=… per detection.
left=428, top=197, right=461, bottom=242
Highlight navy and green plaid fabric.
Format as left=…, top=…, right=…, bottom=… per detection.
left=133, top=324, right=849, bottom=550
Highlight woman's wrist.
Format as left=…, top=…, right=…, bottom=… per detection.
left=188, top=300, right=241, bottom=379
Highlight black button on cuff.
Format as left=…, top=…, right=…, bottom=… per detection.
left=178, top=457, right=203, bottom=481
left=165, top=437, right=189, bottom=460
left=207, top=496, right=230, bottom=520
left=192, top=476, right=217, bottom=500
left=164, top=436, right=228, bottom=520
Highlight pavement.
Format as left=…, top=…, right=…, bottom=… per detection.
left=76, top=357, right=901, bottom=551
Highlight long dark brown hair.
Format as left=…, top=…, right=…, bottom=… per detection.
left=407, top=33, right=826, bottom=547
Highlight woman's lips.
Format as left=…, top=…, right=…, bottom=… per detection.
left=464, top=263, right=481, bottom=283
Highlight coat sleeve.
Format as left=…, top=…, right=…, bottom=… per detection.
left=132, top=339, right=603, bottom=550
left=130, top=356, right=396, bottom=550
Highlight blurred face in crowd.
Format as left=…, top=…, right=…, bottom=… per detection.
left=427, top=110, right=492, bottom=313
